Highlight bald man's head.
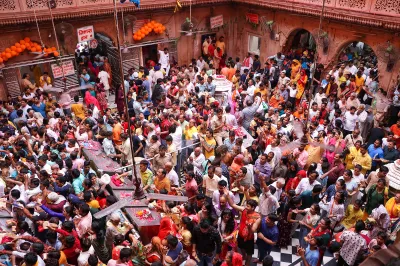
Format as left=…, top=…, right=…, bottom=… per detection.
left=185, top=260, right=197, bottom=266
left=194, top=147, right=202, bottom=156
left=165, top=162, right=173, bottom=171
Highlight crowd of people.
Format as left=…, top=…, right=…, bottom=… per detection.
left=0, top=37, right=400, bottom=266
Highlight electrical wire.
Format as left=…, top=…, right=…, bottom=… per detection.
left=48, top=1, right=66, bottom=81
left=31, top=0, right=44, bottom=47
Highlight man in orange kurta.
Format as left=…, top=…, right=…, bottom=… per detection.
left=390, top=118, right=400, bottom=148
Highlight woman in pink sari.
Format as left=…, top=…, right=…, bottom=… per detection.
left=324, top=129, right=345, bottom=164
left=84, top=90, right=101, bottom=110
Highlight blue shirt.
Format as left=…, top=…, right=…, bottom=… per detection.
left=72, top=174, right=85, bottom=194
left=324, top=184, right=348, bottom=202
left=367, top=144, right=383, bottom=167
left=196, top=83, right=207, bottom=93
left=302, top=246, right=319, bottom=266
left=32, top=103, right=47, bottom=118
left=205, top=82, right=216, bottom=95
left=80, top=74, right=90, bottom=87
left=9, top=110, right=18, bottom=122
left=256, top=218, right=279, bottom=252
left=142, top=79, right=151, bottom=99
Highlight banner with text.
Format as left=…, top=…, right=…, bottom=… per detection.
left=77, top=25, right=95, bottom=43
left=51, top=61, right=75, bottom=79
left=210, top=15, right=223, bottom=29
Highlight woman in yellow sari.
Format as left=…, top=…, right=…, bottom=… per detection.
left=295, top=69, right=308, bottom=103
left=290, top=59, right=301, bottom=80
left=345, top=140, right=362, bottom=169
left=385, top=193, right=400, bottom=221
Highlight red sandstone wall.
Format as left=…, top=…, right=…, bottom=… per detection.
left=0, top=3, right=399, bottom=100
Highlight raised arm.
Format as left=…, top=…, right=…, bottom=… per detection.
left=224, top=188, right=245, bottom=212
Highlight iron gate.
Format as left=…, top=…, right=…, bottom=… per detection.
left=96, top=33, right=123, bottom=88
left=2, top=68, right=21, bottom=97
left=122, top=47, right=141, bottom=74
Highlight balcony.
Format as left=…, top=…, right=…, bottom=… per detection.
left=0, top=0, right=399, bottom=28
left=0, top=0, right=184, bottom=24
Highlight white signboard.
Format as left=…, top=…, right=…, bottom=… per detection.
left=77, top=25, right=95, bottom=43
left=51, top=61, right=75, bottom=79
left=210, top=15, right=223, bottom=29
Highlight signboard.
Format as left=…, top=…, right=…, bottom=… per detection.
left=51, top=61, right=75, bottom=79
left=246, top=13, right=259, bottom=24
left=77, top=25, right=94, bottom=43
left=210, top=15, right=223, bottom=29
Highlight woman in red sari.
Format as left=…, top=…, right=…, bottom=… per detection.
left=115, top=84, right=125, bottom=116
left=218, top=209, right=238, bottom=260
left=84, top=90, right=101, bottom=110
left=158, top=216, right=178, bottom=240
left=95, top=81, right=108, bottom=113
left=213, top=47, right=223, bottom=70
left=304, top=217, right=332, bottom=246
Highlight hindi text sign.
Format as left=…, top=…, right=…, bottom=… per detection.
left=210, top=15, right=223, bottom=29
left=77, top=26, right=95, bottom=43
left=51, top=61, right=75, bottom=79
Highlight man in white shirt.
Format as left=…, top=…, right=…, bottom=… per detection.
left=224, top=105, right=237, bottom=127
left=9, top=181, right=27, bottom=204
left=245, top=79, right=256, bottom=100
left=313, top=87, right=327, bottom=107
left=295, top=171, right=320, bottom=195
left=343, top=106, right=359, bottom=136
left=98, top=66, right=110, bottom=98
left=170, top=122, right=183, bottom=150
left=74, top=126, right=88, bottom=141
left=345, top=61, right=358, bottom=75
left=158, top=46, right=170, bottom=75
left=152, top=65, right=164, bottom=85
left=78, top=239, right=95, bottom=266
left=259, top=185, right=280, bottom=217
left=270, top=178, right=285, bottom=200
left=212, top=180, right=235, bottom=209
left=278, top=71, right=290, bottom=87
left=356, top=104, right=368, bottom=131
left=59, top=91, right=72, bottom=115
left=308, top=102, right=319, bottom=121
left=188, top=147, right=205, bottom=176
left=166, top=162, right=179, bottom=187
left=196, top=56, right=206, bottom=71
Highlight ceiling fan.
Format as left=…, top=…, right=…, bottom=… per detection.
left=29, top=0, right=49, bottom=59
left=93, top=175, right=188, bottom=219
left=180, top=0, right=206, bottom=36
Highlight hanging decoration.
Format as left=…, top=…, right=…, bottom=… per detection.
left=174, top=0, right=182, bottom=13
left=0, top=37, right=59, bottom=65
left=133, top=21, right=166, bottom=41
